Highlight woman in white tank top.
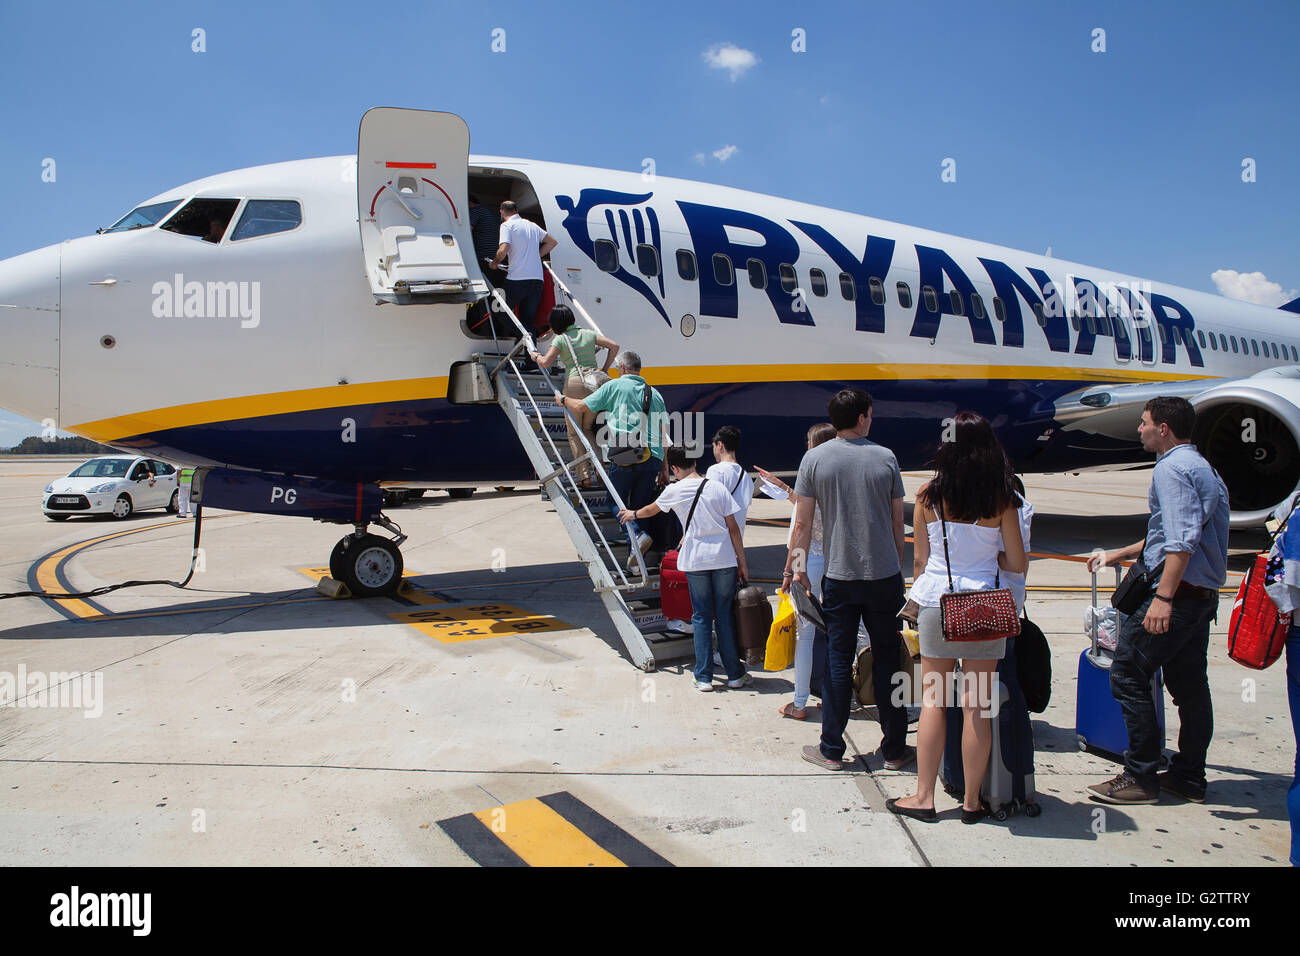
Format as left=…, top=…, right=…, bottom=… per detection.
left=888, top=412, right=1026, bottom=825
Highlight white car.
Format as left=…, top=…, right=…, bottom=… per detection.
left=43, top=456, right=180, bottom=521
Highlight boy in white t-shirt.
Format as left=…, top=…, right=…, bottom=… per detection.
left=705, top=425, right=754, bottom=537
left=619, top=445, right=750, bottom=691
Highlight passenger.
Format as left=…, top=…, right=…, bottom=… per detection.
left=756, top=422, right=836, bottom=719
left=620, top=445, right=749, bottom=691
left=531, top=306, right=619, bottom=488
left=1086, top=397, right=1229, bottom=806
left=468, top=194, right=503, bottom=284
left=556, top=350, right=669, bottom=565
left=888, top=411, right=1026, bottom=823
left=1266, top=490, right=1300, bottom=866
left=706, top=426, right=754, bottom=537
left=785, top=388, right=909, bottom=773
left=488, top=201, right=557, bottom=347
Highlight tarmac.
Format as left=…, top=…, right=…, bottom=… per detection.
left=0, top=458, right=1294, bottom=867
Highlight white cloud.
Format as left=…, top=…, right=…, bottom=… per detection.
left=692, top=152, right=707, bottom=165
left=1211, top=269, right=1298, bottom=307
left=712, top=145, right=738, bottom=163
left=703, top=43, right=758, bottom=81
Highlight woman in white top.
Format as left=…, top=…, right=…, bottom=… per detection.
left=756, top=422, right=837, bottom=719
left=888, top=412, right=1026, bottom=825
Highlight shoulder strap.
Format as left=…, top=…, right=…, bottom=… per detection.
left=559, top=330, right=583, bottom=369
left=641, top=382, right=652, bottom=415
left=937, top=500, right=954, bottom=592
left=683, top=478, right=708, bottom=539
left=730, top=465, right=744, bottom=494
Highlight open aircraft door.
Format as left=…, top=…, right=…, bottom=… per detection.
left=357, top=108, right=485, bottom=303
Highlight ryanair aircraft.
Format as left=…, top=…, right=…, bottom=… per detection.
left=2, top=108, right=1296, bottom=593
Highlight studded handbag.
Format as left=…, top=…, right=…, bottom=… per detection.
left=935, top=504, right=1021, bottom=643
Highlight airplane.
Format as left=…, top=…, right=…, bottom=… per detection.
left=2, top=107, right=1298, bottom=602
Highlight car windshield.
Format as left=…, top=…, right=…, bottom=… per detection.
left=67, top=459, right=132, bottom=478
left=103, top=200, right=182, bottom=233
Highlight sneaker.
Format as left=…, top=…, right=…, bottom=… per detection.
left=1157, top=771, right=1206, bottom=803
left=800, top=744, right=845, bottom=771
left=726, top=673, right=752, bottom=689
left=692, top=679, right=713, bottom=692
left=1087, top=770, right=1158, bottom=805
left=881, top=745, right=917, bottom=771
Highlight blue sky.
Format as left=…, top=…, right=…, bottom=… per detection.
left=1, top=0, right=1297, bottom=444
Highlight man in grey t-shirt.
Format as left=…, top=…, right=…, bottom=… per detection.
left=786, top=388, right=909, bottom=772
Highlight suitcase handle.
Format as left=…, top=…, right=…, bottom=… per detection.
left=1089, top=565, right=1122, bottom=655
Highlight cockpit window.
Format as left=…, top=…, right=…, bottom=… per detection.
left=161, top=198, right=241, bottom=243
left=230, top=200, right=303, bottom=241
left=103, top=200, right=182, bottom=233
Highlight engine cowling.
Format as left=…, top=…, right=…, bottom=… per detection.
left=1191, top=373, right=1300, bottom=528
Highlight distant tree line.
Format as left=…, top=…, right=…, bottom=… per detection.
left=4, top=436, right=116, bottom=455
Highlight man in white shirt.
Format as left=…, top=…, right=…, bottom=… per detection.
left=705, top=425, right=754, bottom=538
left=488, top=201, right=557, bottom=342
left=619, top=445, right=750, bottom=692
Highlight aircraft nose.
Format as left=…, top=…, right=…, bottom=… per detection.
left=0, top=243, right=61, bottom=426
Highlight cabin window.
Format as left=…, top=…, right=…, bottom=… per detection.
left=1273, top=342, right=1281, bottom=359
left=993, top=297, right=1006, bottom=322
left=1085, top=314, right=1098, bottom=335
left=713, top=253, right=735, bottom=286
left=1230, top=336, right=1239, bottom=353
left=922, top=285, right=939, bottom=313
left=839, top=273, right=856, bottom=301
left=1208, top=334, right=1217, bottom=351
left=971, top=294, right=985, bottom=320
left=896, top=282, right=912, bottom=309
left=779, top=263, right=798, bottom=294
left=105, top=199, right=182, bottom=233
left=1292, top=346, right=1298, bottom=362
left=1158, top=324, right=1170, bottom=346
left=636, top=244, right=660, bottom=278
left=676, top=249, right=697, bottom=281
left=1031, top=302, right=1047, bottom=328
left=1220, top=333, right=1228, bottom=351
left=161, top=198, right=242, bottom=243
left=1251, top=339, right=1260, bottom=356
left=868, top=277, right=885, bottom=306
left=747, top=258, right=767, bottom=289
left=1070, top=313, right=1081, bottom=332
left=1196, top=330, right=1206, bottom=348
left=809, top=268, right=828, bottom=297
left=230, top=200, right=302, bottom=241
left=948, top=290, right=964, bottom=315
left=594, top=239, right=619, bottom=272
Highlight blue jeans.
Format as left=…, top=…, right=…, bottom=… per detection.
left=608, top=455, right=661, bottom=543
left=687, top=567, right=743, bottom=684
left=820, top=573, right=907, bottom=762
left=1287, top=632, right=1299, bottom=867
left=1110, top=591, right=1217, bottom=785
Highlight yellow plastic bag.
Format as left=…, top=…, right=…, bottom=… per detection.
left=764, top=591, right=797, bottom=671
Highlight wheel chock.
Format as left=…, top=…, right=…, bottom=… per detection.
left=397, top=578, right=417, bottom=596
left=316, top=576, right=352, bottom=599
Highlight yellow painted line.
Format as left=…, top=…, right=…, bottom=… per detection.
left=390, top=603, right=572, bottom=643
left=472, top=798, right=624, bottom=868
left=64, top=362, right=1212, bottom=443
left=33, top=515, right=236, bottom=619
left=69, top=376, right=451, bottom=442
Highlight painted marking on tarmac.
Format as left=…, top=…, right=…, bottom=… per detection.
left=438, top=791, right=672, bottom=867
left=390, top=603, right=572, bottom=643
left=28, top=517, right=232, bottom=621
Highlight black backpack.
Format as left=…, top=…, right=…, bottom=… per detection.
left=1015, top=613, right=1052, bottom=714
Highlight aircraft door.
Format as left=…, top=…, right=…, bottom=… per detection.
left=357, top=108, right=483, bottom=303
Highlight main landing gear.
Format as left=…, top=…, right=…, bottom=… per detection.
left=328, top=514, right=408, bottom=597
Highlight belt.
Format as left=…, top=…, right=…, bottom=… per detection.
left=1173, top=582, right=1217, bottom=601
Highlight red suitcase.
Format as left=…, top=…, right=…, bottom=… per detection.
left=659, top=550, right=692, bottom=622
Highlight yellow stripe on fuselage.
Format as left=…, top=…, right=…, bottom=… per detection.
left=66, top=363, right=1213, bottom=443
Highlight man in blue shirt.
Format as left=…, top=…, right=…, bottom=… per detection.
left=1087, top=396, right=1230, bottom=805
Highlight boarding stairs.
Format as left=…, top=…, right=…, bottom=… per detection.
left=468, top=266, right=691, bottom=671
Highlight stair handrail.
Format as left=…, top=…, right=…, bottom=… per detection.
left=544, top=262, right=605, bottom=338
left=485, top=286, right=649, bottom=587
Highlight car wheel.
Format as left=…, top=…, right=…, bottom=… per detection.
left=447, top=488, right=475, bottom=499
left=112, top=494, right=133, bottom=519
left=46, top=514, right=71, bottom=521
left=167, top=490, right=179, bottom=514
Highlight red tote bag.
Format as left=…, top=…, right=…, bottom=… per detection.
left=1227, top=553, right=1290, bottom=670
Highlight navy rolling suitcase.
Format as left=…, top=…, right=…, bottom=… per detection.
left=1075, top=569, right=1166, bottom=760
left=941, top=632, right=1040, bottom=819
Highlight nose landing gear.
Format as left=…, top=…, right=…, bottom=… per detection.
left=328, top=514, right=407, bottom=597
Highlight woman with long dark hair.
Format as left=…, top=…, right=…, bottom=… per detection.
left=887, top=411, right=1027, bottom=824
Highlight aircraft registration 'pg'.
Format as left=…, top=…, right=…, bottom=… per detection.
left=151, top=272, right=261, bottom=328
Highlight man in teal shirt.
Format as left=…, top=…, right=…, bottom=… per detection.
left=557, top=350, right=669, bottom=564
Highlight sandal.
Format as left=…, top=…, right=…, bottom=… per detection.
left=779, top=702, right=807, bottom=720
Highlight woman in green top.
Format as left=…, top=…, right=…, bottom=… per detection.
left=531, top=306, right=620, bottom=487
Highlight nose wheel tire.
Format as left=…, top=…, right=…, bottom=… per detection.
left=333, top=533, right=403, bottom=597
left=112, top=494, right=133, bottom=519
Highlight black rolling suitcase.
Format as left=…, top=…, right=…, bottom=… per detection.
left=940, top=632, right=1040, bottom=819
